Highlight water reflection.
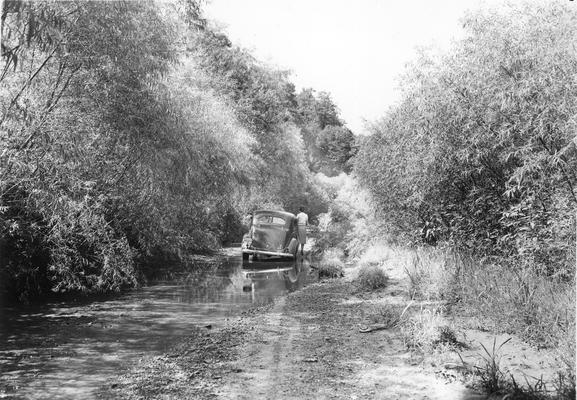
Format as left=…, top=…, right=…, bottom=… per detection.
left=236, top=259, right=308, bottom=303
left=0, top=249, right=315, bottom=400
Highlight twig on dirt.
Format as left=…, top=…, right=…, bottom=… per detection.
left=358, top=324, right=388, bottom=333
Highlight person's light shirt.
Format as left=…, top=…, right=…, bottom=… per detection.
left=296, top=212, right=308, bottom=226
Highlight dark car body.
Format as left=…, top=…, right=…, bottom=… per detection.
left=242, top=210, right=298, bottom=260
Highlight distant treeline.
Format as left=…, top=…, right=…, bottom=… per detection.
left=354, top=2, right=576, bottom=277
left=0, top=0, right=355, bottom=301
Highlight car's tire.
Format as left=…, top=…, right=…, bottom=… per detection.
left=242, top=252, right=249, bottom=261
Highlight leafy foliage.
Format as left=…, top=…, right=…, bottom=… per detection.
left=316, top=125, right=356, bottom=174
left=354, top=2, right=577, bottom=276
left=296, top=89, right=357, bottom=175
left=0, top=0, right=350, bottom=301
left=1, top=0, right=179, bottom=298
left=185, top=26, right=330, bottom=214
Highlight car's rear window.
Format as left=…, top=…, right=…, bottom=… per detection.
left=254, top=215, right=285, bottom=225
left=271, top=216, right=285, bottom=225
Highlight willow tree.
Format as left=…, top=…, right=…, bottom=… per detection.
left=1, top=0, right=336, bottom=301
left=186, top=26, right=329, bottom=216
left=355, top=1, right=577, bottom=276
left=0, top=0, right=253, bottom=298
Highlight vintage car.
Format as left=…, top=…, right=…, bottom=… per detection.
left=242, top=210, right=299, bottom=261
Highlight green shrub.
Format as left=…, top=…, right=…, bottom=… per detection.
left=354, top=1, right=577, bottom=273
left=317, top=257, right=344, bottom=279
left=311, top=230, right=342, bottom=257
left=366, top=303, right=404, bottom=328
left=357, top=265, right=389, bottom=290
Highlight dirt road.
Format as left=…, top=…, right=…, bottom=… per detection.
left=214, top=277, right=485, bottom=400
left=105, top=261, right=561, bottom=400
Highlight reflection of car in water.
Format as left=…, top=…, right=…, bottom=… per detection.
left=239, top=259, right=304, bottom=298
left=242, top=210, right=299, bottom=261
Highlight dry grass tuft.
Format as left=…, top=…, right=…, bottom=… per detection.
left=403, top=248, right=457, bottom=301
left=400, top=246, right=575, bottom=397
left=366, top=302, right=412, bottom=329
left=357, top=264, right=389, bottom=290
left=454, top=260, right=576, bottom=354
left=401, top=306, right=459, bottom=352
left=317, top=256, right=345, bottom=279
left=471, top=337, right=512, bottom=394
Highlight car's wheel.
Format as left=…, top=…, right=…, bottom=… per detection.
left=242, top=252, right=249, bottom=261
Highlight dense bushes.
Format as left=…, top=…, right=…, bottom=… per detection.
left=295, top=89, right=357, bottom=176
left=0, top=1, right=348, bottom=301
left=1, top=0, right=179, bottom=299
left=354, top=2, right=576, bottom=277
left=351, top=3, right=576, bottom=390
left=311, top=173, right=379, bottom=259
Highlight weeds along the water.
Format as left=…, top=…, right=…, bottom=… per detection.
left=453, top=259, right=576, bottom=368
left=399, top=244, right=575, bottom=396
left=401, top=246, right=575, bottom=348
left=356, top=242, right=411, bottom=281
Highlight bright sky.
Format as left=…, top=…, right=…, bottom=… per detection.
left=203, top=0, right=502, bottom=135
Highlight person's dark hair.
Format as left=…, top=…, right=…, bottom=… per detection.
left=299, top=206, right=305, bottom=212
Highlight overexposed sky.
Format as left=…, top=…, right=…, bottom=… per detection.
left=204, top=0, right=503, bottom=134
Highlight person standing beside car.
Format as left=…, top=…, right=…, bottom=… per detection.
left=296, top=207, right=308, bottom=255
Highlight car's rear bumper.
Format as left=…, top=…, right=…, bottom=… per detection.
left=242, top=249, right=295, bottom=258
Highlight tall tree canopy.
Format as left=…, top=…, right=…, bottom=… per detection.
left=0, top=0, right=353, bottom=301
left=295, top=89, right=356, bottom=175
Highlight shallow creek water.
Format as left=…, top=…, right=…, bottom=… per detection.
left=0, top=248, right=315, bottom=399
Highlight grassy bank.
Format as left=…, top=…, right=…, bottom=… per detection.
left=347, top=242, right=576, bottom=399
left=309, top=171, right=575, bottom=398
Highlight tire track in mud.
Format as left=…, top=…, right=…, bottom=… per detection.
left=252, top=296, right=298, bottom=399
left=218, top=296, right=303, bottom=399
